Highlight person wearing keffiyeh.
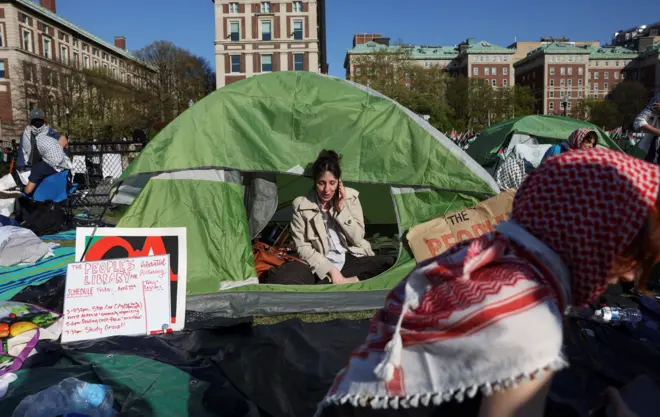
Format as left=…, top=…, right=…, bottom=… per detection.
left=317, top=149, right=660, bottom=417
left=540, top=128, right=598, bottom=163
left=17, top=108, right=71, bottom=195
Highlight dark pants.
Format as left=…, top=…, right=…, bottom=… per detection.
left=262, top=253, right=396, bottom=285
left=27, top=161, right=57, bottom=186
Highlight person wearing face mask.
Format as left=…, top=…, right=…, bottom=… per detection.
left=16, top=108, right=71, bottom=195
left=261, top=150, right=395, bottom=286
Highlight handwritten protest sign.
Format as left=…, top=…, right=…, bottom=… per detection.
left=61, top=255, right=171, bottom=343
left=406, top=190, right=516, bottom=262
left=75, top=228, right=187, bottom=331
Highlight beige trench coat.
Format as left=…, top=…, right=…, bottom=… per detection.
left=291, top=187, right=374, bottom=279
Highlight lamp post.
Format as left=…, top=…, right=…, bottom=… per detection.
left=561, top=92, right=569, bottom=117
left=65, top=108, right=70, bottom=139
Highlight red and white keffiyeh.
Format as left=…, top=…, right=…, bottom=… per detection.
left=317, top=149, right=660, bottom=413
left=567, top=128, right=597, bottom=149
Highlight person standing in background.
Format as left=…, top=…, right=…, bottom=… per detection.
left=634, top=93, right=660, bottom=163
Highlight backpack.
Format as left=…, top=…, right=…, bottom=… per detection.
left=16, top=198, right=66, bottom=236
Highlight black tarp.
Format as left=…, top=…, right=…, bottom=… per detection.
left=4, top=277, right=660, bottom=417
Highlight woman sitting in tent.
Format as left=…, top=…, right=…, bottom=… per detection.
left=541, top=128, right=598, bottom=163
left=263, top=150, right=395, bottom=286
left=316, top=149, right=657, bottom=417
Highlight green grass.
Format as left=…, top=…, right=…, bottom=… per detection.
left=253, top=310, right=375, bottom=325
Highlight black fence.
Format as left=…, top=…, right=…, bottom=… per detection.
left=67, top=140, right=145, bottom=208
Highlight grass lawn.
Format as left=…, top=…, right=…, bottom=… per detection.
left=253, top=310, right=375, bottom=325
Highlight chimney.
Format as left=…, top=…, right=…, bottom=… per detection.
left=114, top=36, right=126, bottom=50
left=39, top=0, right=56, bottom=13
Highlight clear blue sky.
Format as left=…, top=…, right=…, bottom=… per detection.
left=55, top=0, right=656, bottom=79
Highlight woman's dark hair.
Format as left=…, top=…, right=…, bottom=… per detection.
left=312, top=150, right=342, bottom=182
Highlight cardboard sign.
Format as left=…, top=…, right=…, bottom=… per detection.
left=75, top=228, right=187, bottom=331
left=406, top=190, right=516, bottom=262
left=62, top=255, right=171, bottom=343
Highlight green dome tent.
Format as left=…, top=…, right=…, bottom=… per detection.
left=115, top=72, right=499, bottom=317
left=467, top=115, right=622, bottom=167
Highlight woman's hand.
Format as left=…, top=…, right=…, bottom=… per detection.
left=329, top=268, right=346, bottom=284
left=337, top=180, right=345, bottom=212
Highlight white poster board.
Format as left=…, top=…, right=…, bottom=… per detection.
left=75, top=227, right=187, bottom=331
left=62, top=255, right=171, bottom=343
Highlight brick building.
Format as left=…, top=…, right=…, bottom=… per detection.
left=587, top=46, right=639, bottom=99
left=630, top=43, right=660, bottom=95
left=515, top=42, right=639, bottom=115
left=0, top=0, right=155, bottom=142
left=344, top=35, right=513, bottom=87
left=212, top=0, right=328, bottom=88
left=454, top=38, right=515, bottom=88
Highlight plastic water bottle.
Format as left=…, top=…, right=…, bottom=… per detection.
left=592, top=307, right=642, bottom=325
left=12, top=377, right=116, bottom=417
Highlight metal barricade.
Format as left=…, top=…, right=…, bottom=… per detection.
left=67, top=140, right=144, bottom=208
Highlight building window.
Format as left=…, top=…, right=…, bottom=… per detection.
left=594, top=72, right=599, bottom=80
left=484, top=68, right=490, bottom=75
left=549, top=101, right=554, bottom=111
left=94, top=59, right=99, bottom=68
left=560, top=67, right=565, bottom=75
left=84, top=55, right=89, bottom=68
left=550, top=67, right=555, bottom=75
left=293, top=53, right=304, bottom=71
left=578, top=79, right=583, bottom=86
left=229, top=2, right=239, bottom=14
left=604, top=72, right=609, bottom=80
left=261, top=54, right=273, bottom=72
left=93, top=48, right=99, bottom=56
left=568, top=79, right=572, bottom=86
left=605, top=61, right=609, bottom=67
left=83, top=44, right=89, bottom=52
left=61, top=45, right=68, bottom=64
left=503, top=67, right=508, bottom=76
left=292, top=1, right=303, bottom=12
left=293, top=20, right=303, bottom=40
left=261, top=21, right=272, bottom=41
left=0, top=26, right=4, bottom=48
left=112, top=67, right=116, bottom=78
left=560, top=79, right=565, bottom=87
left=491, top=79, right=497, bottom=87
left=614, top=72, right=619, bottom=80
left=604, top=83, right=609, bottom=90
left=615, top=61, right=620, bottom=67
left=567, top=101, right=572, bottom=110
left=42, top=23, right=49, bottom=34
left=21, top=14, right=28, bottom=25
left=622, top=72, right=626, bottom=79
left=593, top=83, right=598, bottom=91
left=231, top=55, right=241, bottom=73
left=568, top=68, right=573, bottom=75
left=549, top=79, right=554, bottom=87
left=550, top=91, right=554, bottom=98
left=103, top=63, right=108, bottom=70
left=43, top=37, right=51, bottom=59
left=491, top=67, right=497, bottom=75
left=260, top=2, right=271, bottom=13
left=503, top=79, right=508, bottom=87
left=45, top=70, right=53, bottom=86
left=73, top=38, right=79, bottom=48
left=23, top=30, right=33, bottom=52
left=578, top=89, right=583, bottom=98
left=578, top=67, right=584, bottom=75
left=0, top=62, right=5, bottom=79
left=230, top=22, right=240, bottom=41
left=73, top=52, right=79, bottom=68
left=355, top=67, right=361, bottom=76
left=24, top=64, right=33, bottom=82
left=102, top=52, right=108, bottom=60
left=473, top=67, right=478, bottom=75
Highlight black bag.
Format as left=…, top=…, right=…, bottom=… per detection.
left=17, top=198, right=66, bottom=236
